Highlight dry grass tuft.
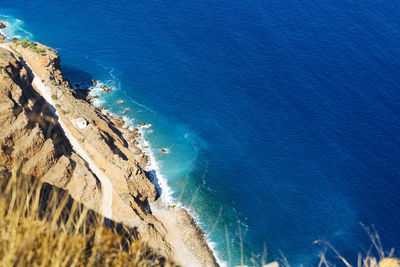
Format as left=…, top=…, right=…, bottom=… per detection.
left=313, top=224, right=399, bottom=267
left=0, top=166, right=176, bottom=267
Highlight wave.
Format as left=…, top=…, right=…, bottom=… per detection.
left=0, top=15, right=33, bottom=40
left=1, top=13, right=228, bottom=264
left=89, top=78, right=228, bottom=266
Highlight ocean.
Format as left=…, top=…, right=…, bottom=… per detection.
left=1, top=0, right=400, bottom=265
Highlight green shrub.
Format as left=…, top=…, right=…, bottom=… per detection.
left=51, top=95, right=57, bottom=100
left=21, top=39, right=29, bottom=48
left=55, top=104, right=61, bottom=108
left=16, top=39, right=47, bottom=55
left=11, top=37, right=19, bottom=43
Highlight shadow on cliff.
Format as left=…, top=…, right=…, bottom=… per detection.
left=0, top=165, right=177, bottom=266
left=61, top=65, right=94, bottom=100
left=145, top=169, right=162, bottom=199
left=2, top=164, right=140, bottom=251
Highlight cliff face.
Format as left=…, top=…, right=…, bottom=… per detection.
left=0, top=46, right=100, bottom=206
left=0, top=39, right=218, bottom=267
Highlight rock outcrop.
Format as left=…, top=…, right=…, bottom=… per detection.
left=0, top=40, right=218, bottom=266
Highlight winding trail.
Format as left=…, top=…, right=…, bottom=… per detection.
left=0, top=43, right=113, bottom=219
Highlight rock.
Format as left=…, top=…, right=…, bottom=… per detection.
left=117, top=99, right=124, bottom=104
left=125, top=107, right=131, bottom=111
left=102, top=85, right=111, bottom=92
left=91, top=79, right=97, bottom=86
left=74, top=117, right=89, bottom=129
left=0, top=40, right=219, bottom=266
left=0, top=22, right=6, bottom=29
left=263, top=262, right=280, bottom=267
left=161, top=148, right=168, bottom=153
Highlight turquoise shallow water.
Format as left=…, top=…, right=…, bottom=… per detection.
left=2, top=0, right=400, bottom=265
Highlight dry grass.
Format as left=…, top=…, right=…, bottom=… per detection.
left=223, top=219, right=399, bottom=267
left=2, top=162, right=395, bottom=267
left=0, top=167, right=176, bottom=267
left=313, top=225, right=399, bottom=267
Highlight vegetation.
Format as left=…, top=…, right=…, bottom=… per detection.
left=0, top=166, right=175, bottom=267
left=60, top=109, right=70, bottom=115
left=312, top=228, right=399, bottom=267
left=225, top=222, right=399, bottom=266
left=13, top=38, right=47, bottom=56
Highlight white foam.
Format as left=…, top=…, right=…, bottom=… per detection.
left=81, top=78, right=228, bottom=266
left=0, top=15, right=33, bottom=40
left=134, top=124, right=227, bottom=267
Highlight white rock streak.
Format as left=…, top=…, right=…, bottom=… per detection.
left=0, top=43, right=113, bottom=219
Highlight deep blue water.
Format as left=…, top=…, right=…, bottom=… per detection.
left=2, top=0, right=400, bottom=265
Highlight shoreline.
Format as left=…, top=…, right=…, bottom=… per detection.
left=88, top=75, right=227, bottom=267
left=92, top=96, right=227, bottom=266
left=0, top=22, right=222, bottom=266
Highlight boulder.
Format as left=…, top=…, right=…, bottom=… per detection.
left=0, top=22, right=6, bottom=29
left=74, top=117, right=89, bottom=129
left=102, top=85, right=111, bottom=92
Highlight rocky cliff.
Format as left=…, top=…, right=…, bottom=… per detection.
left=0, top=37, right=218, bottom=267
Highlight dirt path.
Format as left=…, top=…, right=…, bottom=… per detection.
left=0, top=43, right=113, bottom=219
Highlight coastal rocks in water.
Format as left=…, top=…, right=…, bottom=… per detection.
left=0, top=40, right=219, bottom=266
left=87, top=95, right=98, bottom=101
left=91, top=79, right=97, bottom=86
left=161, top=148, right=168, bottom=154
left=112, top=116, right=125, bottom=128
left=102, top=85, right=111, bottom=92
left=0, top=22, right=6, bottom=29
left=117, top=99, right=124, bottom=104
